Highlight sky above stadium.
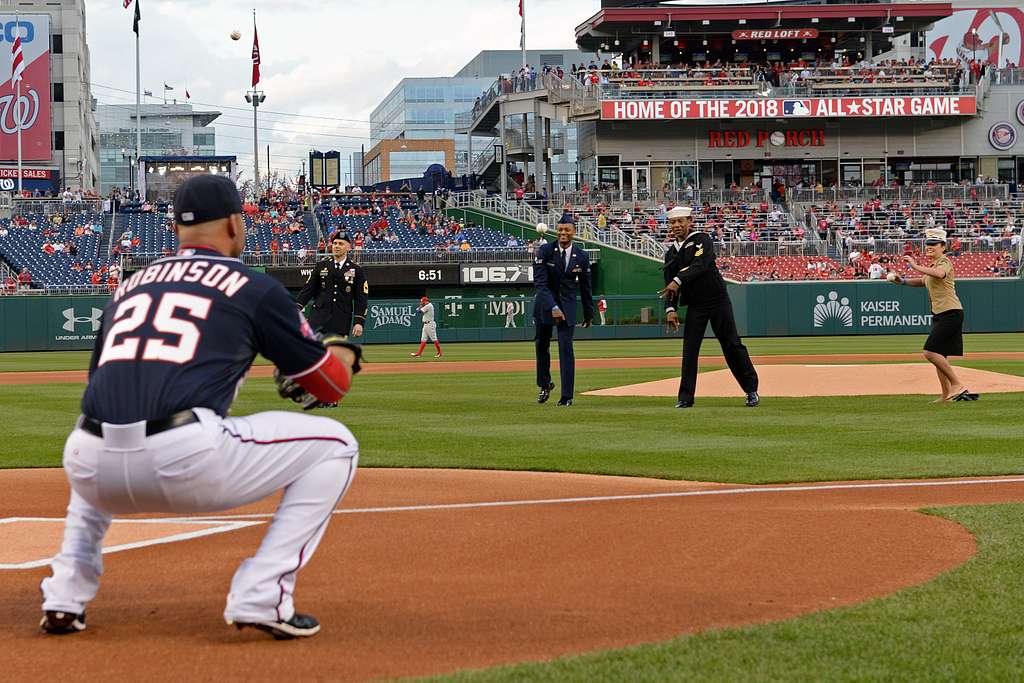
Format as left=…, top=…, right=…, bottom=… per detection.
left=87, top=0, right=597, bottom=185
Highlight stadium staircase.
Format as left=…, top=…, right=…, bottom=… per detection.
left=448, top=191, right=663, bottom=262
left=102, top=211, right=120, bottom=261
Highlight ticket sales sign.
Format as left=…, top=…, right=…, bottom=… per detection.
left=601, top=96, right=978, bottom=120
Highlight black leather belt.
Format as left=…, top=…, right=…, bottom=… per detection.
left=79, top=410, right=199, bottom=438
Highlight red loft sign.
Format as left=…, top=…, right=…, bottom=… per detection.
left=709, top=130, right=825, bottom=148
left=601, top=96, right=978, bottom=121
left=732, top=29, right=818, bottom=40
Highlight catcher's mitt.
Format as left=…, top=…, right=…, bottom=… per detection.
left=273, top=335, right=364, bottom=410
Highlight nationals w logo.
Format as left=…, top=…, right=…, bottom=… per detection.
left=0, top=88, right=40, bottom=134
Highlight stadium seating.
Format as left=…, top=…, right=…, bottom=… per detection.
left=0, top=213, right=115, bottom=287
left=316, top=198, right=514, bottom=251
left=718, top=251, right=1018, bottom=282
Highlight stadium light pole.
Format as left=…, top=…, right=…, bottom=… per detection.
left=245, top=90, right=266, bottom=197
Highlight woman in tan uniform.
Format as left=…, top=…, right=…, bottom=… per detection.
left=887, top=228, right=978, bottom=402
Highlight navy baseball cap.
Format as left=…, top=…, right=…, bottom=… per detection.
left=173, top=175, right=243, bottom=226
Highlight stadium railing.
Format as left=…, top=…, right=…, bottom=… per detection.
left=121, top=247, right=581, bottom=270
left=551, top=188, right=770, bottom=206
left=449, top=190, right=664, bottom=261
left=791, top=184, right=1010, bottom=204
left=12, top=199, right=104, bottom=215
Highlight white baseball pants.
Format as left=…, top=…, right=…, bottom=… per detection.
left=420, top=321, right=438, bottom=342
left=40, top=407, right=359, bottom=624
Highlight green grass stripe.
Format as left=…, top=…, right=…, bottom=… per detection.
left=1, top=333, right=1022, bottom=372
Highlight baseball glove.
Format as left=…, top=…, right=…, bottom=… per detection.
left=273, top=335, right=364, bottom=410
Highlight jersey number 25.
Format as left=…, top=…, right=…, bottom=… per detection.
left=97, top=292, right=211, bottom=366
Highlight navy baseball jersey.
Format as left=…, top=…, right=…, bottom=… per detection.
left=81, top=247, right=327, bottom=423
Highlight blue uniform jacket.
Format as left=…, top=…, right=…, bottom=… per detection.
left=533, top=241, right=594, bottom=326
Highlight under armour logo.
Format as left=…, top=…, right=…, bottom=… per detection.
left=62, top=307, right=103, bottom=333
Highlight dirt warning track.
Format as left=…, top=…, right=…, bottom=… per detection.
left=2, top=468, right=1024, bottom=681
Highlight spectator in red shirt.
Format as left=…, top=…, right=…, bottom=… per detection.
left=17, top=267, right=31, bottom=289
left=4, top=275, right=15, bottom=293
left=90, top=271, right=102, bottom=286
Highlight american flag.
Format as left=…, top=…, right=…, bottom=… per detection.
left=10, top=34, right=23, bottom=85
left=251, top=19, right=261, bottom=87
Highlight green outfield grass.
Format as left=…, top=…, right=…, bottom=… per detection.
left=3, top=361, right=1022, bottom=481
left=1, top=332, right=1022, bottom=372
left=425, top=504, right=1024, bottom=683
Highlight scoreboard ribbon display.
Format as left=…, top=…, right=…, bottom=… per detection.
left=601, top=96, right=978, bottom=121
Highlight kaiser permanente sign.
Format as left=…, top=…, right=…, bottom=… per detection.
left=601, top=96, right=977, bottom=121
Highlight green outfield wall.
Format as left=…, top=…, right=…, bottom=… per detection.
left=0, top=278, right=1021, bottom=351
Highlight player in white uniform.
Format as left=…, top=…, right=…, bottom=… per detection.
left=410, top=296, right=443, bottom=358
left=38, top=175, right=362, bottom=640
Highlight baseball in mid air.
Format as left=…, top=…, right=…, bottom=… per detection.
left=886, top=272, right=899, bottom=282
left=536, top=222, right=549, bottom=234
left=230, top=30, right=242, bottom=41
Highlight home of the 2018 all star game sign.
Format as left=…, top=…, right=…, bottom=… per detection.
left=601, top=96, right=978, bottom=120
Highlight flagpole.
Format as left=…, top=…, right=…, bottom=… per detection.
left=135, top=1, right=141, bottom=198
left=520, top=0, right=526, bottom=69
left=15, top=11, right=22, bottom=196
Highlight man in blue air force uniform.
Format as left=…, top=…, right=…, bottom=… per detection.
left=533, top=218, right=593, bottom=406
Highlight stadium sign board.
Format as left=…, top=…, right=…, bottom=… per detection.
left=601, top=96, right=978, bottom=120
left=732, top=29, right=817, bottom=40
left=0, top=14, right=50, bottom=161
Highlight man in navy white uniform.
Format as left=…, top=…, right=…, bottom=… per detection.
left=39, top=175, right=361, bottom=640
left=533, top=218, right=593, bottom=406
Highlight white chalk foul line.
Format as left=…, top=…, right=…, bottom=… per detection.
left=167, top=475, right=1024, bottom=522
left=0, top=519, right=263, bottom=570
left=6, top=477, right=1024, bottom=567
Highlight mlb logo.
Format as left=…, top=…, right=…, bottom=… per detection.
left=783, top=100, right=811, bottom=116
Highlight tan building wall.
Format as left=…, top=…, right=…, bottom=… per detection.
left=361, top=138, right=455, bottom=184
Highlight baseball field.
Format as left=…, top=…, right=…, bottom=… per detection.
left=2, top=333, right=1024, bottom=681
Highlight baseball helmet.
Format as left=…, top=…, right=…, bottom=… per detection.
left=420, top=296, right=429, bottom=304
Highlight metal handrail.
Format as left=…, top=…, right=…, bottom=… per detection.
left=599, top=83, right=972, bottom=100
left=120, top=246, right=563, bottom=270
left=451, top=190, right=678, bottom=262
left=13, top=199, right=105, bottom=215
left=792, top=184, right=1011, bottom=204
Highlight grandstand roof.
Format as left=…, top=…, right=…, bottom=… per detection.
left=575, top=2, right=952, bottom=52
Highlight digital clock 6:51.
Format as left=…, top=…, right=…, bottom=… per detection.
left=418, top=268, right=443, bottom=281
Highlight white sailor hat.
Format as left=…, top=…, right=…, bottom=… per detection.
left=666, top=206, right=693, bottom=220
left=924, top=228, right=947, bottom=244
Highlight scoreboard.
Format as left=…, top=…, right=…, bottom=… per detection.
left=267, top=262, right=535, bottom=289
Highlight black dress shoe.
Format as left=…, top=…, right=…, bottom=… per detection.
left=537, top=382, right=555, bottom=404
left=556, top=398, right=572, bottom=406
left=745, top=391, right=760, bottom=407
left=674, top=401, right=693, bottom=409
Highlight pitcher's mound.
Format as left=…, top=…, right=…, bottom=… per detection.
left=585, top=363, right=1024, bottom=398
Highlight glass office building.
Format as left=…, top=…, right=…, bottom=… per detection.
left=369, top=49, right=596, bottom=180
left=97, top=104, right=220, bottom=195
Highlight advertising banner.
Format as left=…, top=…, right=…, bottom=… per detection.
left=0, top=166, right=58, bottom=192
left=601, top=96, right=978, bottom=121
left=0, top=15, right=50, bottom=161
left=927, top=8, right=1024, bottom=68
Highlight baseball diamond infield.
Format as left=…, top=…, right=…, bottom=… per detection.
left=2, top=468, right=1024, bottom=680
